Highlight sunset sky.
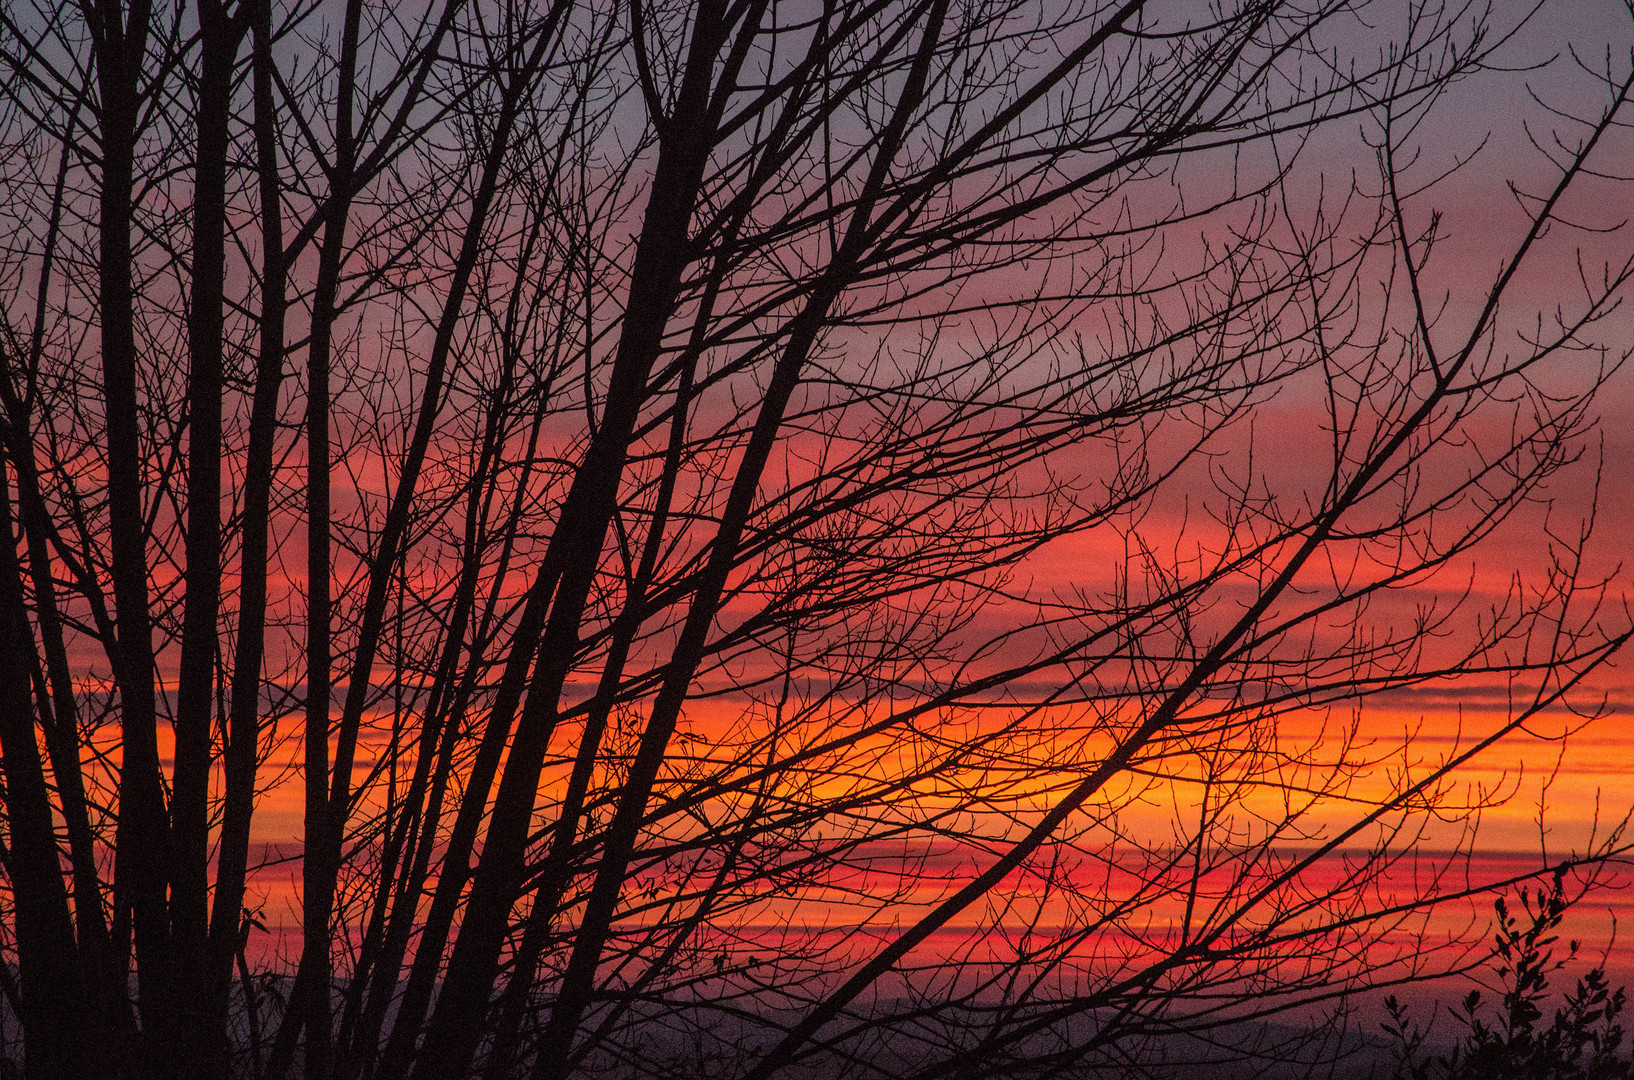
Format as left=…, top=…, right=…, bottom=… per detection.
left=4, top=2, right=1634, bottom=1078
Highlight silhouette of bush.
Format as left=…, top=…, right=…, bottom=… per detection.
left=1383, top=873, right=1633, bottom=1080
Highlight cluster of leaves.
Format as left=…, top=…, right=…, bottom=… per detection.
left=1384, top=874, right=1633, bottom=1080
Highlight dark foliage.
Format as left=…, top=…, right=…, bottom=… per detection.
left=1385, top=875, right=1634, bottom=1080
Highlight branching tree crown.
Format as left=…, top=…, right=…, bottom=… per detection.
left=0, top=1, right=1630, bottom=1079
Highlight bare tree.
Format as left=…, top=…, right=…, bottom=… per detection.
left=0, top=1, right=1630, bottom=1079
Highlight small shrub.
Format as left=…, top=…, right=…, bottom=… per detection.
left=1383, top=873, right=1633, bottom=1080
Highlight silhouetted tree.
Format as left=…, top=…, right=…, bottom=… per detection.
left=0, top=2, right=1630, bottom=1079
